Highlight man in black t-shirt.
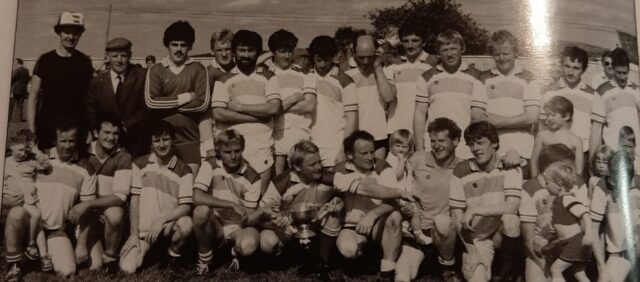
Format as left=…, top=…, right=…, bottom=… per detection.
left=27, top=11, right=94, bottom=150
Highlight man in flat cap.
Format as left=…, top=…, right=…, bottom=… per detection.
left=145, top=20, right=213, bottom=175
left=85, top=37, right=150, bottom=158
left=27, top=11, right=94, bottom=152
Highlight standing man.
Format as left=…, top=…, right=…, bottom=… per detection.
left=395, top=118, right=462, bottom=282
left=10, top=58, right=29, bottom=122
left=346, top=35, right=397, bottom=160
left=146, top=20, right=213, bottom=174
left=588, top=50, right=614, bottom=89
left=85, top=38, right=150, bottom=157
left=209, top=29, right=236, bottom=83
left=212, top=29, right=282, bottom=196
left=384, top=23, right=433, bottom=135
left=27, top=11, right=94, bottom=151
left=450, top=121, right=522, bottom=282
left=480, top=30, right=540, bottom=176
left=308, top=35, right=358, bottom=169
left=413, top=29, right=487, bottom=158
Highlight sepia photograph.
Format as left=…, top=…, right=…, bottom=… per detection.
left=1, top=0, right=640, bottom=281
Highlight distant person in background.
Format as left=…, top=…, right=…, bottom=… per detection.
left=10, top=58, right=30, bottom=122
left=27, top=11, right=94, bottom=151
left=145, top=55, right=156, bottom=69
left=376, top=24, right=402, bottom=66
left=334, top=26, right=366, bottom=72
left=589, top=50, right=614, bottom=89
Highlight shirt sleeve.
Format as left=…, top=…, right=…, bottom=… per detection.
left=523, top=80, right=542, bottom=108
left=449, top=176, right=466, bottom=209
left=211, top=81, right=230, bottom=108
left=145, top=65, right=181, bottom=109
left=415, top=76, right=430, bottom=104
left=112, top=154, right=133, bottom=202
left=333, top=171, right=360, bottom=193
left=179, top=63, right=210, bottom=113
left=562, top=195, right=588, bottom=218
left=242, top=179, right=262, bottom=209
left=591, top=95, right=606, bottom=124
left=258, top=183, right=282, bottom=210
left=265, top=77, right=282, bottom=102
left=383, top=65, right=396, bottom=85
left=79, top=167, right=97, bottom=202
left=519, top=185, right=537, bottom=223
left=590, top=183, right=607, bottom=222
left=470, top=78, right=488, bottom=110
left=503, top=168, right=523, bottom=199
left=178, top=171, right=194, bottom=205
left=302, top=73, right=317, bottom=96
left=342, top=82, right=358, bottom=113
left=194, top=161, right=214, bottom=192
left=130, top=163, right=142, bottom=195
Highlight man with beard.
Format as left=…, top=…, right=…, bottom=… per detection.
left=543, top=46, right=601, bottom=176
left=68, top=117, right=131, bottom=273
left=345, top=35, right=397, bottom=160
left=208, top=29, right=236, bottom=85
left=212, top=29, right=282, bottom=197
left=145, top=21, right=213, bottom=175
left=27, top=11, right=93, bottom=151
left=85, top=38, right=150, bottom=157
left=395, top=118, right=462, bottom=282
left=413, top=29, right=487, bottom=159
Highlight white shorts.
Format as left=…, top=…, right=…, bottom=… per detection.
left=274, top=128, right=310, bottom=156
left=244, top=147, right=274, bottom=173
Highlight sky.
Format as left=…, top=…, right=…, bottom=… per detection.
left=11, top=0, right=638, bottom=60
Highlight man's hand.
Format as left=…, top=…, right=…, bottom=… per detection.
left=144, top=217, right=165, bottom=245
left=356, top=212, right=378, bottom=235
left=322, top=197, right=344, bottom=214
left=68, top=202, right=90, bottom=225
left=177, top=92, right=193, bottom=106
left=582, top=232, right=593, bottom=246
left=232, top=203, right=248, bottom=219
left=271, top=214, right=291, bottom=229
left=373, top=56, right=383, bottom=71
left=120, top=234, right=141, bottom=257
left=461, top=208, right=476, bottom=231
left=227, top=100, right=244, bottom=112
left=400, top=191, right=421, bottom=203
left=501, top=149, right=523, bottom=169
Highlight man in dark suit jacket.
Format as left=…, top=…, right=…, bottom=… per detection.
left=85, top=38, right=150, bottom=157
left=10, top=58, right=30, bottom=122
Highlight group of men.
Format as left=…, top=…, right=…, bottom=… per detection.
left=3, top=9, right=640, bottom=282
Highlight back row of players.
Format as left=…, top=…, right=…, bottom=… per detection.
left=6, top=11, right=640, bottom=282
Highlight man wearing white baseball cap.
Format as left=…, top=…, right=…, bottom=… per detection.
left=27, top=11, right=93, bottom=152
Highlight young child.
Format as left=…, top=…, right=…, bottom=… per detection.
left=588, top=145, right=614, bottom=199
left=376, top=24, right=402, bottom=66
left=386, top=129, right=431, bottom=245
left=532, top=96, right=583, bottom=178
left=538, top=160, right=593, bottom=282
left=3, top=133, right=52, bottom=271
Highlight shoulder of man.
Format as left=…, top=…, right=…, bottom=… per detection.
left=522, top=177, right=544, bottom=197
left=596, top=81, right=615, bottom=95
left=477, top=69, right=498, bottom=84
left=333, top=161, right=351, bottom=174
left=241, top=161, right=261, bottom=184
left=452, top=159, right=475, bottom=178
left=256, top=67, right=276, bottom=80
left=374, top=158, right=392, bottom=175
left=76, top=157, right=96, bottom=175
left=172, top=157, right=192, bottom=176
left=629, top=82, right=639, bottom=91
left=335, top=71, right=355, bottom=88
left=514, top=69, right=535, bottom=83
left=132, top=154, right=151, bottom=169
left=217, top=72, right=238, bottom=84
left=461, top=64, right=482, bottom=80
left=580, top=83, right=596, bottom=94
left=420, top=67, right=443, bottom=83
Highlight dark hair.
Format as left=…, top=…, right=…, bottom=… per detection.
left=268, top=29, right=298, bottom=52
left=545, top=96, right=573, bottom=121
left=561, top=46, right=588, bottom=71
left=16, top=129, right=35, bottom=143
left=343, top=130, right=375, bottom=155
left=538, top=143, right=575, bottom=173
left=463, top=121, right=499, bottom=148
left=334, top=26, right=364, bottom=47
left=214, top=129, right=245, bottom=156
left=163, top=21, right=195, bottom=48
left=611, top=48, right=630, bottom=68
left=427, top=118, right=462, bottom=141
left=232, top=30, right=262, bottom=53
left=8, top=135, right=28, bottom=147
left=15, top=58, right=23, bottom=65
left=490, top=30, right=519, bottom=55
left=308, top=35, right=339, bottom=59
left=54, top=118, right=79, bottom=135
left=601, top=50, right=612, bottom=62
left=398, top=22, right=424, bottom=40
left=93, top=115, right=122, bottom=133
left=145, top=55, right=156, bottom=63
left=149, top=120, right=176, bottom=140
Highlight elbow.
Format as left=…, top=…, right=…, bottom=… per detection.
left=212, top=108, right=225, bottom=121
left=268, top=103, right=283, bottom=115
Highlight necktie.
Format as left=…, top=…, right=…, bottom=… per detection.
left=115, top=75, right=123, bottom=94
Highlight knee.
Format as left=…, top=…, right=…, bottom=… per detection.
left=501, top=214, right=521, bottom=237
left=192, top=205, right=211, bottom=227
left=55, top=263, right=76, bottom=278
left=336, top=235, right=360, bottom=259
left=119, top=259, right=138, bottom=275
left=434, top=214, right=454, bottom=236
left=235, top=236, right=258, bottom=257
left=103, top=207, right=124, bottom=227
left=260, top=231, right=282, bottom=255
left=7, top=207, right=27, bottom=225
left=385, top=211, right=402, bottom=232
left=175, top=216, right=193, bottom=237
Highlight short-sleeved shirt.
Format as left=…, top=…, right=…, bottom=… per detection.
left=272, top=66, right=316, bottom=141
left=384, top=52, right=432, bottom=133
left=415, top=63, right=487, bottom=155
left=449, top=159, right=522, bottom=240
left=594, top=81, right=640, bottom=155
left=207, top=59, right=237, bottom=91
left=480, top=67, right=541, bottom=158
left=212, top=67, right=281, bottom=171
left=543, top=79, right=600, bottom=152
left=36, top=149, right=96, bottom=230
left=345, top=67, right=394, bottom=141
left=86, top=142, right=132, bottom=202
left=131, top=154, right=193, bottom=235
left=551, top=194, right=588, bottom=227
left=310, top=67, right=358, bottom=166
left=333, top=159, right=396, bottom=227
left=410, top=151, right=462, bottom=229
left=590, top=176, right=640, bottom=253
left=194, top=157, right=262, bottom=226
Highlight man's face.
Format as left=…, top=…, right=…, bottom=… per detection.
left=213, top=41, right=233, bottom=67
left=168, top=40, right=191, bottom=65
left=10, top=144, right=29, bottom=162
left=218, top=143, right=243, bottom=172
left=56, top=128, right=78, bottom=160
left=234, top=44, right=258, bottom=73
left=354, top=43, right=376, bottom=73
left=313, top=55, right=334, bottom=76
left=58, top=26, right=83, bottom=49
left=108, top=51, right=131, bottom=74
left=613, top=65, right=629, bottom=88
left=468, top=137, right=496, bottom=166
left=429, top=130, right=458, bottom=161
left=561, top=57, right=584, bottom=86
left=95, top=122, right=120, bottom=152
left=145, top=60, right=155, bottom=68
left=151, top=133, right=173, bottom=159
left=273, top=48, right=293, bottom=70
left=492, top=42, right=516, bottom=74
left=401, top=34, right=425, bottom=60
left=296, top=152, right=323, bottom=181
left=349, top=139, right=375, bottom=172
left=603, top=56, right=614, bottom=79
left=438, top=42, right=463, bottom=69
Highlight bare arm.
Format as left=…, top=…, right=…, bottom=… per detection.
left=575, top=137, right=584, bottom=177
left=487, top=105, right=539, bottom=130
left=470, top=107, right=488, bottom=123
left=354, top=178, right=415, bottom=201
left=374, top=66, right=396, bottom=103
left=129, top=194, right=141, bottom=236
left=591, top=221, right=607, bottom=274
left=530, top=131, right=544, bottom=177
left=157, top=204, right=191, bottom=224
left=212, top=107, right=262, bottom=125
left=589, top=122, right=603, bottom=161
left=521, top=222, right=537, bottom=259
left=27, top=75, right=41, bottom=132
left=193, top=189, right=241, bottom=210
left=288, top=93, right=316, bottom=114
left=470, top=197, right=520, bottom=217
left=229, top=99, right=282, bottom=117
left=413, top=102, right=429, bottom=151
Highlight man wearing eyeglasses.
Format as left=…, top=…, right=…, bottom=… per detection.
left=588, top=50, right=614, bottom=90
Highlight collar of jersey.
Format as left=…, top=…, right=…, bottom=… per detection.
left=424, top=151, right=460, bottom=169
left=556, top=78, right=588, bottom=91
left=468, top=157, right=502, bottom=173
left=489, top=65, right=524, bottom=76
left=48, top=147, right=79, bottom=162
left=148, top=153, right=177, bottom=169
left=215, top=158, right=248, bottom=175
left=400, top=51, right=429, bottom=64
left=435, top=62, right=470, bottom=73
left=88, top=141, right=120, bottom=158
left=344, top=161, right=375, bottom=175
left=161, top=57, right=195, bottom=68
left=608, top=79, right=635, bottom=89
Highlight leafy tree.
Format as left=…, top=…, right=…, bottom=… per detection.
left=368, top=0, right=490, bottom=55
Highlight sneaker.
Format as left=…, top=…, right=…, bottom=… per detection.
left=5, top=263, right=21, bottom=282
left=25, top=244, right=40, bottom=261
left=228, top=257, right=240, bottom=272
left=41, top=255, right=53, bottom=272
left=103, top=260, right=119, bottom=276
left=195, top=260, right=210, bottom=276
left=442, top=270, right=462, bottom=282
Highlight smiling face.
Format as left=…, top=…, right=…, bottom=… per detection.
left=168, top=40, right=190, bottom=65
left=108, top=51, right=131, bottom=74
left=401, top=34, right=425, bottom=61
left=349, top=139, right=375, bottom=172
left=151, top=133, right=173, bottom=159
left=56, top=128, right=78, bottom=161
left=390, top=139, right=411, bottom=158
left=10, top=143, right=29, bottom=162
left=234, top=44, right=258, bottom=73
left=429, top=130, right=458, bottom=162
left=313, top=55, right=334, bottom=76
left=544, top=110, right=569, bottom=131
left=295, top=152, right=324, bottom=182
left=467, top=137, right=497, bottom=166
left=561, top=56, right=585, bottom=87
left=492, top=41, right=516, bottom=75
left=58, top=26, right=83, bottom=49
left=213, top=40, right=233, bottom=67
left=95, top=122, right=120, bottom=152
left=438, top=42, right=463, bottom=69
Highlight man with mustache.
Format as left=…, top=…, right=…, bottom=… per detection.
left=212, top=29, right=283, bottom=198
left=27, top=11, right=93, bottom=151
left=543, top=46, right=601, bottom=177
left=85, top=38, right=150, bottom=158
left=146, top=21, right=213, bottom=175
left=413, top=29, right=487, bottom=159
